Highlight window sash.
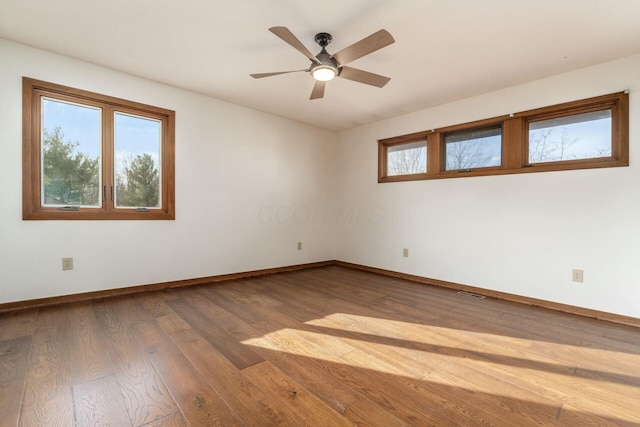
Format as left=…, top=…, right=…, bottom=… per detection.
left=527, top=109, right=612, bottom=164
left=40, top=97, right=103, bottom=208
left=444, top=126, right=502, bottom=171
left=113, top=111, right=163, bottom=210
left=386, top=140, right=427, bottom=176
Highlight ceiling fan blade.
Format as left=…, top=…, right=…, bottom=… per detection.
left=269, top=26, right=319, bottom=63
left=332, top=29, right=395, bottom=66
left=250, top=70, right=307, bottom=79
left=338, top=66, right=391, bottom=88
left=310, top=80, right=325, bottom=100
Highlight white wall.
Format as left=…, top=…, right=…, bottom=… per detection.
left=335, top=54, right=640, bottom=319
left=3, top=38, right=640, bottom=320
left=0, top=39, right=337, bottom=304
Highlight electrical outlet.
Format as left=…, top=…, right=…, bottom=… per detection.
left=297, top=242, right=302, bottom=250
left=572, top=269, right=583, bottom=283
left=403, top=248, right=409, bottom=257
left=62, top=257, right=74, bottom=271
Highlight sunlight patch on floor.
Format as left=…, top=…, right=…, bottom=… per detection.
left=242, top=314, right=640, bottom=423
left=305, top=312, right=640, bottom=368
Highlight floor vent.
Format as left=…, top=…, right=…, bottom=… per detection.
left=457, top=290, right=485, bottom=299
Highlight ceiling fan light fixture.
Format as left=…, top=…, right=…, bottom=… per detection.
left=251, top=27, right=394, bottom=99
left=311, top=64, right=338, bottom=81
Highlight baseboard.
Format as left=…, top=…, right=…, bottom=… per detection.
left=336, top=260, right=640, bottom=328
left=3, top=259, right=638, bottom=328
left=0, top=260, right=334, bottom=313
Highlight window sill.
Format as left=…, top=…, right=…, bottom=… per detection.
left=23, top=207, right=175, bottom=220
left=378, top=159, right=628, bottom=183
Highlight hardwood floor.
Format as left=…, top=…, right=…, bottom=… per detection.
left=1, top=265, right=639, bottom=426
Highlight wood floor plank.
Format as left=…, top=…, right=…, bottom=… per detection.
left=199, top=286, right=275, bottom=325
left=135, top=320, right=243, bottom=426
left=0, top=309, right=37, bottom=341
left=294, top=352, right=457, bottom=426
left=64, top=303, right=114, bottom=384
left=556, top=403, right=631, bottom=427
left=155, top=310, right=191, bottom=336
left=248, top=342, right=367, bottom=418
left=19, top=325, right=75, bottom=426
left=165, top=298, right=263, bottom=369
left=242, top=360, right=354, bottom=426
left=0, top=336, right=32, bottom=427
left=92, top=299, right=179, bottom=426
left=73, top=374, right=132, bottom=427
left=341, top=398, right=408, bottom=427
left=209, top=279, right=282, bottom=309
left=425, top=360, right=565, bottom=425
left=185, top=291, right=258, bottom=341
left=143, top=411, right=190, bottom=427
left=169, top=327, right=298, bottom=426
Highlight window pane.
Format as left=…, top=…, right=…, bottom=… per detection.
left=528, top=110, right=611, bottom=163
left=41, top=98, right=102, bottom=207
left=114, top=112, right=162, bottom=209
left=387, top=140, right=427, bottom=176
left=445, top=126, right=502, bottom=171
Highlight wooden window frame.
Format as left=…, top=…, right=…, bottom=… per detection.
left=23, top=77, right=175, bottom=220
left=378, top=91, right=628, bottom=183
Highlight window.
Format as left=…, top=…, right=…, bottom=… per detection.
left=23, top=78, right=175, bottom=220
left=444, top=126, right=502, bottom=171
left=387, top=140, right=427, bottom=176
left=114, top=112, right=163, bottom=209
left=528, top=110, right=611, bottom=164
left=378, top=91, right=628, bottom=182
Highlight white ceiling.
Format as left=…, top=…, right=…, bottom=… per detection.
left=1, top=0, right=640, bottom=131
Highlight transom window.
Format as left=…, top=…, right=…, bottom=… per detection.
left=444, top=126, right=502, bottom=171
left=379, top=92, right=628, bottom=183
left=527, top=109, right=612, bottom=164
left=387, top=140, right=427, bottom=176
left=23, top=77, right=175, bottom=220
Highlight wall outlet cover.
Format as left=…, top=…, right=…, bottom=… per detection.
left=62, top=257, right=74, bottom=271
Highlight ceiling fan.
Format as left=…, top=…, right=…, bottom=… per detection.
left=250, top=27, right=395, bottom=100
